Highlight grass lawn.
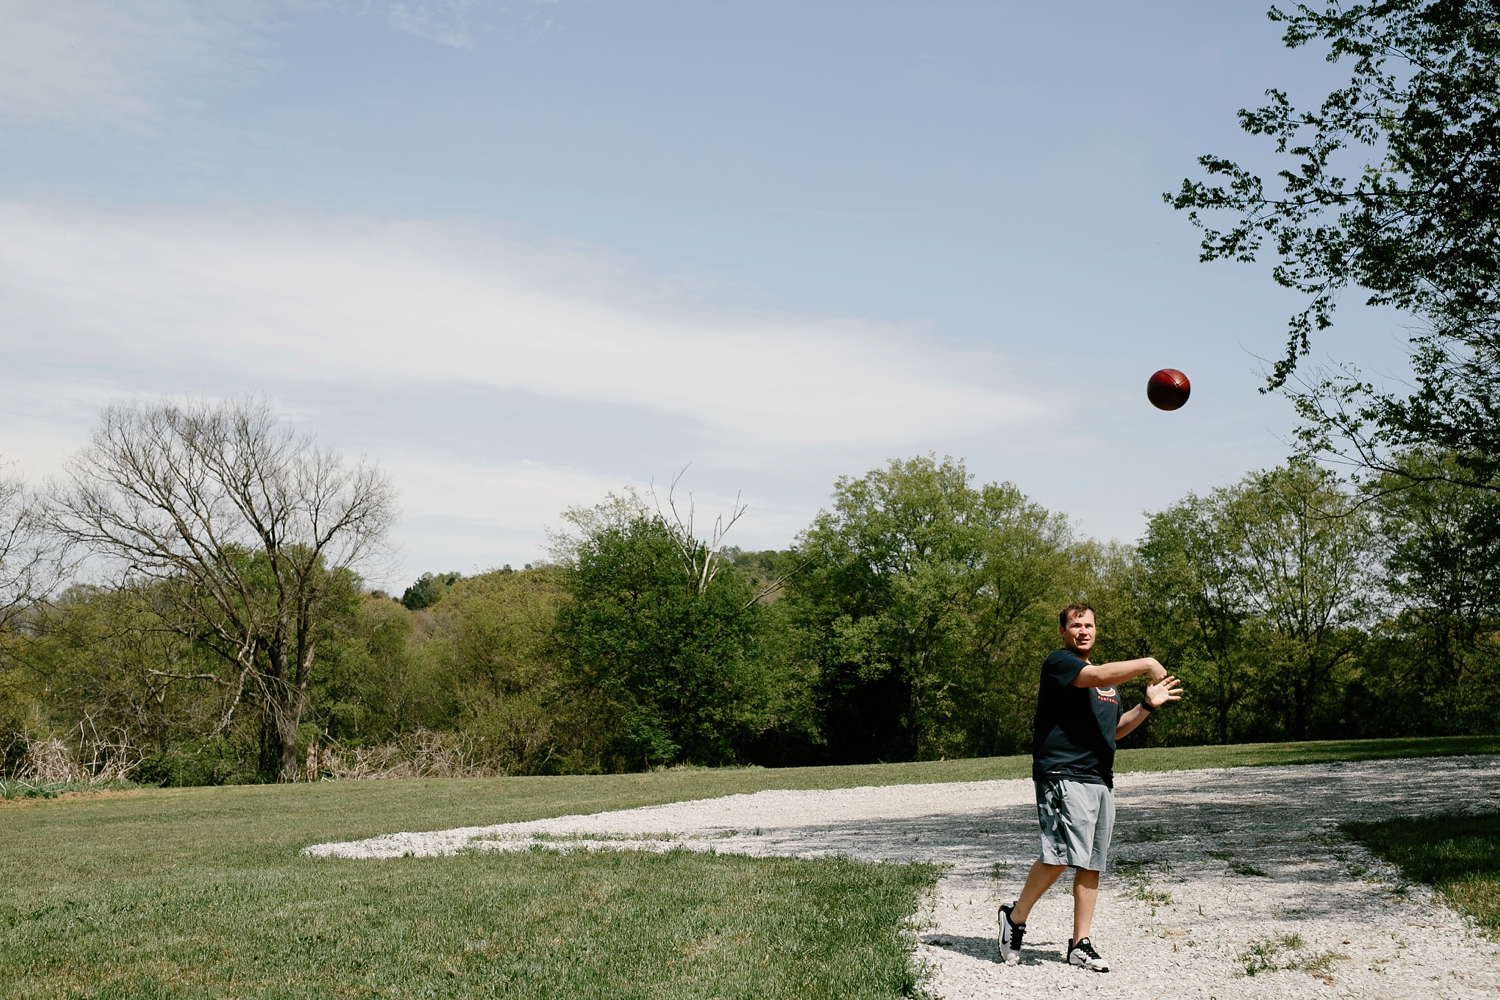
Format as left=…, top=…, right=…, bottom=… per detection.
left=3, top=735, right=1497, bottom=999
left=1342, top=811, right=1500, bottom=938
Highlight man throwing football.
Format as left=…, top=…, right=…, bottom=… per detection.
left=998, top=602, right=1182, bottom=971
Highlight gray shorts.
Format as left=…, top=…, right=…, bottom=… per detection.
left=1035, top=778, right=1115, bottom=872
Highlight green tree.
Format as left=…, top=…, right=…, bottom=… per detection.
left=1168, top=1, right=1500, bottom=493
left=1360, top=450, right=1500, bottom=732
left=426, top=566, right=606, bottom=774
left=311, top=592, right=456, bottom=747
left=1139, top=494, right=1254, bottom=744
left=1234, top=464, right=1376, bottom=739
left=787, top=456, right=1077, bottom=763
left=553, top=493, right=780, bottom=769
left=1134, top=463, right=1376, bottom=743
left=399, top=571, right=462, bottom=611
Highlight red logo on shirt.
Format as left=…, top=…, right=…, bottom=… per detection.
left=1095, top=686, right=1119, bottom=704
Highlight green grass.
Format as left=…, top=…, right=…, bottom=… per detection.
left=1, top=735, right=1495, bottom=999
left=1342, top=811, right=1500, bottom=937
left=1, top=780, right=937, bottom=1000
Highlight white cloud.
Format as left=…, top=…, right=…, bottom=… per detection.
left=0, top=0, right=278, bottom=127
left=386, top=1, right=482, bottom=48
left=0, top=204, right=1047, bottom=450
left=0, top=202, right=1051, bottom=581
left=380, top=0, right=560, bottom=47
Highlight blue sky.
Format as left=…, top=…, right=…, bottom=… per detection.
left=0, top=1, right=1410, bottom=588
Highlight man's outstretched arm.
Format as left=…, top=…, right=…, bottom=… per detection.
left=1071, top=656, right=1167, bottom=689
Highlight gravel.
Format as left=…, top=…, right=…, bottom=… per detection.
left=305, top=755, right=1500, bottom=999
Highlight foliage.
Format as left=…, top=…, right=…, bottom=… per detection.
left=553, top=494, right=790, bottom=768
left=7, top=438, right=1500, bottom=780
left=1344, top=450, right=1500, bottom=734
left=425, top=566, right=608, bottom=774
left=1168, top=0, right=1500, bottom=492
left=1136, top=462, right=1376, bottom=743
left=786, top=456, right=1079, bottom=763
left=400, top=571, right=462, bottom=610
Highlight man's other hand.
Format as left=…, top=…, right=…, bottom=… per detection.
left=1145, top=675, right=1183, bottom=708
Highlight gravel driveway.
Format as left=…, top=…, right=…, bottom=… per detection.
left=307, top=756, right=1500, bottom=999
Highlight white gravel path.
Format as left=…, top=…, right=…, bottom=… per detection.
left=306, top=756, right=1500, bottom=999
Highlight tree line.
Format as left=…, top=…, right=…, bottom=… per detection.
left=1, top=399, right=1495, bottom=785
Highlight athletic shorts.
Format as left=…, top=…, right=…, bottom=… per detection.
left=1035, top=778, right=1115, bottom=872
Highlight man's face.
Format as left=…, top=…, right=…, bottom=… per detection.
left=1060, top=610, right=1096, bottom=656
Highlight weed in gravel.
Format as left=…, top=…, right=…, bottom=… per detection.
left=1239, top=933, right=1348, bottom=980
left=1119, top=825, right=1171, bottom=844
left=1208, top=850, right=1270, bottom=877
left=1113, top=857, right=1174, bottom=905
left=1295, top=949, right=1348, bottom=982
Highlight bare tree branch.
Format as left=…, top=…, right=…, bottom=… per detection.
left=48, top=397, right=398, bottom=781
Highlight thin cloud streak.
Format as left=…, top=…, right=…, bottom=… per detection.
left=0, top=0, right=279, bottom=128
left=0, top=204, right=1048, bottom=450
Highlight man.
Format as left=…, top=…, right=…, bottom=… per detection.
left=998, top=602, right=1182, bottom=971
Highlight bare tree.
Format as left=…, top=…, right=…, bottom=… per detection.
left=0, top=471, right=64, bottom=633
left=49, top=398, right=398, bottom=781
left=650, top=468, right=747, bottom=596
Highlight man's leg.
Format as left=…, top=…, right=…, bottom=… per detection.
left=1009, top=861, right=1066, bottom=923
left=1071, top=868, right=1099, bottom=942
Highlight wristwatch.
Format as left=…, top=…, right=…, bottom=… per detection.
left=1138, top=700, right=1154, bottom=713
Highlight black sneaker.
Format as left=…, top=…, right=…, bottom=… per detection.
left=998, top=903, right=1025, bottom=966
left=1067, top=937, right=1109, bottom=972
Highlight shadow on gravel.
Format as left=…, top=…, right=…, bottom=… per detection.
left=923, top=934, right=1000, bottom=962
left=922, top=934, right=1074, bottom=966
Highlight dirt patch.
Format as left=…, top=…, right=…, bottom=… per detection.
left=0, top=787, right=150, bottom=807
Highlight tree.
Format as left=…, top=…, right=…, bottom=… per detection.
left=1362, top=450, right=1500, bottom=730
left=0, top=476, right=64, bottom=749
left=553, top=492, right=780, bottom=768
left=425, top=566, right=605, bottom=774
left=787, top=456, right=1077, bottom=762
left=1231, top=463, right=1376, bottom=739
left=399, top=571, right=462, bottom=611
left=1168, top=1, right=1500, bottom=492
left=49, top=399, right=397, bottom=781
left=1139, top=495, right=1253, bottom=744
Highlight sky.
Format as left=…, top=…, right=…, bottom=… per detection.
left=0, top=0, right=1413, bottom=590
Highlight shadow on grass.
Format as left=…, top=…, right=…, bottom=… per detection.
left=1342, top=812, right=1500, bottom=937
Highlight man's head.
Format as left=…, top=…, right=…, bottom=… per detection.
left=1058, top=602, right=1096, bottom=657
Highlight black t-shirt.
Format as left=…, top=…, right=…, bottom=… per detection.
left=1031, top=649, right=1124, bottom=787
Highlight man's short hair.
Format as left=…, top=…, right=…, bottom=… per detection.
left=1059, top=602, right=1095, bottom=629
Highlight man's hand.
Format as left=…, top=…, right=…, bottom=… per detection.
left=1143, top=657, right=1168, bottom=682
left=1145, top=675, right=1183, bottom=708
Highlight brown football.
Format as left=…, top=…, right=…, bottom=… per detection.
left=1147, top=369, right=1191, bottom=410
